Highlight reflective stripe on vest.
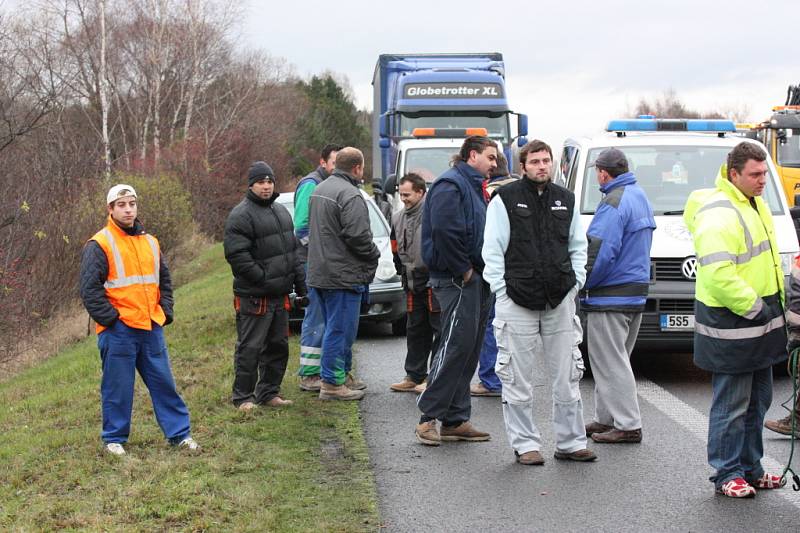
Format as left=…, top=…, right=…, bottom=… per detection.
left=695, top=314, right=785, bottom=340
left=695, top=199, right=772, bottom=267
left=91, top=219, right=165, bottom=333
left=101, top=229, right=160, bottom=289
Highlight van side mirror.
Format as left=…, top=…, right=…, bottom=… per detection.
left=517, top=136, right=528, bottom=147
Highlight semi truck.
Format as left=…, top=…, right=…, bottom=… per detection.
left=371, top=53, right=528, bottom=193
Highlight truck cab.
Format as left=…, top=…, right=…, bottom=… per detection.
left=380, top=128, right=505, bottom=214
left=743, top=106, right=800, bottom=206
left=372, top=53, right=527, bottom=188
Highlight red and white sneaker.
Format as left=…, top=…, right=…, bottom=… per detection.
left=717, top=477, right=756, bottom=498
left=752, top=473, right=786, bottom=490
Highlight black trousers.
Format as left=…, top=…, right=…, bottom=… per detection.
left=232, top=296, right=289, bottom=406
left=405, top=288, right=441, bottom=383
left=417, top=273, right=494, bottom=425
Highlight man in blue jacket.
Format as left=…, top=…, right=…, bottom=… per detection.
left=581, top=148, right=656, bottom=444
left=414, top=136, right=497, bottom=446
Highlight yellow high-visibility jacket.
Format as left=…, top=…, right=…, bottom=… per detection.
left=683, top=166, right=787, bottom=372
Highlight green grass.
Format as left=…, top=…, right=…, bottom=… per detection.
left=0, top=244, right=379, bottom=532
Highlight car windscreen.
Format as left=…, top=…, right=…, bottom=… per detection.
left=580, top=145, right=784, bottom=215
left=366, top=200, right=389, bottom=238
left=403, top=147, right=456, bottom=183
left=278, top=194, right=388, bottom=238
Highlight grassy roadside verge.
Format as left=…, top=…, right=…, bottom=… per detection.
left=0, top=243, right=379, bottom=531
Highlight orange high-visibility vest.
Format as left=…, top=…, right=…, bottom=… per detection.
left=90, top=216, right=166, bottom=333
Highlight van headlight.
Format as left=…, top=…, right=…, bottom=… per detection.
left=781, top=252, right=797, bottom=276
left=375, top=260, right=397, bottom=282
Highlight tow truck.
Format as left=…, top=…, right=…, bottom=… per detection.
left=737, top=84, right=800, bottom=206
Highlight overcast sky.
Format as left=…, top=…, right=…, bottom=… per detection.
left=244, top=0, right=792, bottom=148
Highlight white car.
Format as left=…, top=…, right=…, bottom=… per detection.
left=276, top=189, right=407, bottom=335
left=560, top=118, right=799, bottom=350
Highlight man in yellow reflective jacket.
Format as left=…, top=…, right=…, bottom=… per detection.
left=684, top=142, right=787, bottom=498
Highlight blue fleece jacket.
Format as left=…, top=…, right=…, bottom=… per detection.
left=421, top=161, right=487, bottom=279
left=582, top=172, right=656, bottom=310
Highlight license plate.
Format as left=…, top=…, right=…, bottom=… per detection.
left=660, top=314, right=695, bottom=331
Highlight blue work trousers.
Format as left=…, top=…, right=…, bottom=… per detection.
left=707, top=366, right=772, bottom=488
left=478, top=304, right=502, bottom=391
left=97, top=321, right=191, bottom=444
left=313, top=286, right=363, bottom=385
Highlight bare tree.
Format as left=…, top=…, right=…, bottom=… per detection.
left=628, top=89, right=724, bottom=120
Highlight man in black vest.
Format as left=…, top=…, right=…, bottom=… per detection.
left=482, top=140, right=596, bottom=465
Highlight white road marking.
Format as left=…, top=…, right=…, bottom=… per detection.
left=637, top=378, right=800, bottom=508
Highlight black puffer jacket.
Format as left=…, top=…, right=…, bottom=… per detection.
left=223, top=190, right=307, bottom=298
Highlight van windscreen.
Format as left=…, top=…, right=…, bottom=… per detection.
left=580, top=145, right=784, bottom=215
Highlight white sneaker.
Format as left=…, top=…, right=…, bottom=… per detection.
left=178, top=437, right=200, bottom=451
left=104, top=442, right=126, bottom=456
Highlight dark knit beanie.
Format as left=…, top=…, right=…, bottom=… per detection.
left=248, top=161, right=275, bottom=186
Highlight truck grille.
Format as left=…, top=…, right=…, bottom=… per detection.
left=658, top=299, right=695, bottom=313
left=652, top=258, right=695, bottom=281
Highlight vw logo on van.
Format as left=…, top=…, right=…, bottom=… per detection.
left=681, top=257, right=697, bottom=280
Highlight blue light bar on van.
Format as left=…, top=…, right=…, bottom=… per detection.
left=606, top=118, right=737, bottom=133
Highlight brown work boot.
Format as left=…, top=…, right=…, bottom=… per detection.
left=318, top=382, right=365, bottom=401
left=516, top=450, right=545, bottom=465
left=237, top=401, right=257, bottom=412
left=765, top=414, right=800, bottom=438
left=554, top=448, right=598, bottom=462
left=585, top=421, right=613, bottom=437
left=414, top=381, right=427, bottom=394
left=390, top=377, right=419, bottom=392
left=264, top=396, right=293, bottom=407
left=415, top=420, right=441, bottom=446
left=470, top=382, right=501, bottom=397
left=299, top=375, right=321, bottom=392
left=439, top=421, right=491, bottom=442
left=345, top=373, right=367, bottom=391
left=591, top=428, right=642, bottom=443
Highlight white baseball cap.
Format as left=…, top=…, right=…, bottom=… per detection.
left=107, top=184, right=137, bottom=204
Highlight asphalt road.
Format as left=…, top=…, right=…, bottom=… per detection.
left=354, top=324, right=800, bottom=532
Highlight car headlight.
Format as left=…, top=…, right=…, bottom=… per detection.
left=781, top=252, right=797, bottom=277
left=375, top=260, right=397, bottom=282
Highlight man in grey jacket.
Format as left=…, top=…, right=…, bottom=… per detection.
left=307, top=147, right=380, bottom=400
left=390, top=173, right=440, bottom=392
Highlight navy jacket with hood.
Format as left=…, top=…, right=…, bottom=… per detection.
left=421, top=161, right=487, bottom=280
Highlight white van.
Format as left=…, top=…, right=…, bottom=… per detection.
left=560, top=118, right=800, bottom=350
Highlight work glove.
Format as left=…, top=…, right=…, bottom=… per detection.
left=164, top=313, right=174, bottom=326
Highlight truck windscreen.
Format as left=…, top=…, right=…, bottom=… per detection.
left=777, top=129, right=800, bottom=168
left=403, top=148, right=458, bottom=183
left=580, top=145, right=785, bottom=216
left=399, top=112, right=510, bottom=140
